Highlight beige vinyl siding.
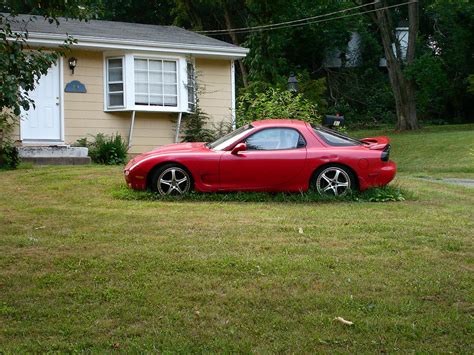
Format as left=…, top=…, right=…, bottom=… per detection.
left=10, top=112, right=20, bottom=141
left=195, top=58, right=233, bottom=127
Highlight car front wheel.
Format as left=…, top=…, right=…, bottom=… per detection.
left=151, top=164, right=192, bottom=196
left=313, top=165, right=356, bottom=196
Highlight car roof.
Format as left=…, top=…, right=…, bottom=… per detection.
left=251, top=119, right=309, bottom=128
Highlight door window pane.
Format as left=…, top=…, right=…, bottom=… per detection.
left=245, top=128, right=304, bottom=150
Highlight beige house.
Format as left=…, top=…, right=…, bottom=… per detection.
left=10, top=15, right=248, bottom=155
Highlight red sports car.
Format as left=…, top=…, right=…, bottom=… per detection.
left=124, top=119, right=396, bottom=196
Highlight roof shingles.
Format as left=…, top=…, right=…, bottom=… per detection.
left=6, top=14, right=242, bottom=50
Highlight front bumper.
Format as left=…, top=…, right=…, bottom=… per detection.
left=124, top=169, right=147, bottom=190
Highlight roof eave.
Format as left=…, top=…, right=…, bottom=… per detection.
left=23, top=32, right=249, bottom=59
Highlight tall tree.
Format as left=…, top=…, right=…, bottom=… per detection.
left=358, top=0, right=420, bottom=130
left=173, top=0, right=250, bottom=87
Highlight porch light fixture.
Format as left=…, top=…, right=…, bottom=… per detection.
left=287, top=72, right=298, bottom=94
left=68, top=57, right=77, bottom=74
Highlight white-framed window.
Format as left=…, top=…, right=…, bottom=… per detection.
left=187, top=61, right=196, bottom=112
left=134, top=58, right=178, bottom=107
left=104, top=53, right=192, bottom=113
left=106, top=57, right=125, bottom=108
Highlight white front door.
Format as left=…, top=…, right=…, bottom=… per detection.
left=21, top=62, right=62, bottom=142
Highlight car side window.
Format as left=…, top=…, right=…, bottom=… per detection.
left=245, top=128, right=305, bottom=150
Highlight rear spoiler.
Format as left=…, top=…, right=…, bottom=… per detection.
left=360, top=136, right=391, bottom=161
left=359, top=136, right=390, bottom=150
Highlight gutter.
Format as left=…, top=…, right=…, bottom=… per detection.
left=21, top=32, right=250, bottom=59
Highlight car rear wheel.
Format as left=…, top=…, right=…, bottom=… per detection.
left=151, top=164, right=192, bottom=196
left=313, top=165, right=355, bottom=196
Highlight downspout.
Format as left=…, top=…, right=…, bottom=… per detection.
left=128, top=110, right=136, bottom=150
left=231, top=60, right=236, bottom=129
left=175, top=112, right=183, bottom=143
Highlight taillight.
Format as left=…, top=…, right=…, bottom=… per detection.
left=381, top=144, right=391, bottom=162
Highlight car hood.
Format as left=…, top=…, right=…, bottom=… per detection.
left=145, top=142, right=207, bottom=156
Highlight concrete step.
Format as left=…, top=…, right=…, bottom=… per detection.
left=19, top=146, right=91, bottom=165
left=21, top=156, right=91, bottom=165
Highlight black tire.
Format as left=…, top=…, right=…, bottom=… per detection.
left=150, top=164, right=192, bottom=196
left=311, top=165, right=357, bottom=196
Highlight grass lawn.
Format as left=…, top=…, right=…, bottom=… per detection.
left=1, top=124, right=473, bottom=352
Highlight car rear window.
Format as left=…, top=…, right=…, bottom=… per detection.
left=312, top=125, right=363, bottom=147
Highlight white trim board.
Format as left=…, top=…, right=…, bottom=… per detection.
left=22, top=32, right=249, bottom=60
left=231, top=60, right=236, bottom=129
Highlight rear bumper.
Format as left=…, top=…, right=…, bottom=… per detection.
left=377, top=160, right=397, bottom=185
left=359, top=160, right=397, bottom=190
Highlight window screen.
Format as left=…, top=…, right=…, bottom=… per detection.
left=107, top=58, right=124, bottom=108
left=134, top=58, right=178, bottom=107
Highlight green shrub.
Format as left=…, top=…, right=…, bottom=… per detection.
left=296, top=72, right=328, bottom=111
left=236, top=87, right=321, bottom=127
left=356, top=185, right=407, bottom=202
left=181, top=106, right=215, bottom=142
left=77, top=133, right=128, bottom=165
left=0, top=140, right=20, bottom=170
left=405, top=54, right=450, bottom=121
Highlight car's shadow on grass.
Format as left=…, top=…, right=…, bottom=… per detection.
left=112, top=184, right=409, bottom=204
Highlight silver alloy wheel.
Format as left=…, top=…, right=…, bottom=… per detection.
left=157, top=167, right=191, bottom=196
left=316, top=167, right=351, bottom=196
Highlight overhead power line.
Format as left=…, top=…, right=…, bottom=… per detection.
left=197, top=0, right=417, bottom=36
left=197, top=1, right=378, bottom=34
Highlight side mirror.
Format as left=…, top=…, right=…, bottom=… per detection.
left=231, top=142, right=247, bottom=155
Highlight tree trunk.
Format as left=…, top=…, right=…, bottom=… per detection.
left=373, top=0, right=419, bottom=130
left=223, top=6, right=249, bottom=88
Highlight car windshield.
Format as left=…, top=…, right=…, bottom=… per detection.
left=207, top=125, right=254, bottom=150
left=311, top=124, right=363, bottom=147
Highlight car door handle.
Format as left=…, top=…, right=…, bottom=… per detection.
left=321, top=155, right=338, bottom=160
